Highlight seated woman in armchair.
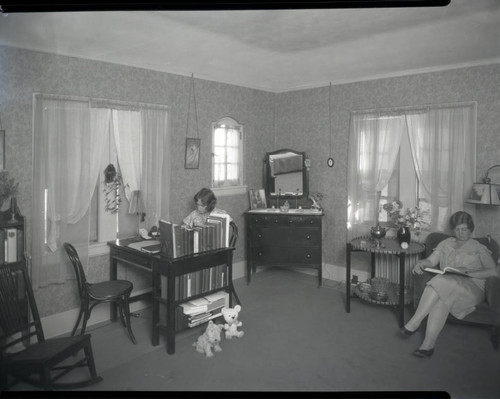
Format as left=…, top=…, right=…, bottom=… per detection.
left=401, top=211, right=498, bottom=357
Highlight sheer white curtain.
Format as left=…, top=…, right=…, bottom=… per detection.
left=32, top=95, right=108, bottom=289
left=140, top=109, right=169, bottom=230
left=406, top=104, right=476, bottom=231
left=347, top=113, right=406, bottom=240
left=112, top=109, right=142, bottom=212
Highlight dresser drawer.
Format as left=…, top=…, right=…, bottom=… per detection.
left=247, top=214, right=321, bottom=227
left=250, top=227, right=320, bottom=247
left=251, top=246, right=321, bottom=265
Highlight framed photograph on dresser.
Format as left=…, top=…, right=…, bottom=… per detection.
left=249, top=188, right=267, bottom=209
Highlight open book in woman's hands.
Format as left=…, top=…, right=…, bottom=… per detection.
left=423, top=267, right=469, bottom=277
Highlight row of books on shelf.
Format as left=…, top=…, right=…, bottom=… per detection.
left=174, top=264, right=228, bottom=301
left=0, top=227, right=24, bottom=264
left=175, top=291, right=229, bottom=330
left=159, top=213, right=231, bottom=258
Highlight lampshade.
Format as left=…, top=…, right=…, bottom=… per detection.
left=466, top=183, right=500, bottom=205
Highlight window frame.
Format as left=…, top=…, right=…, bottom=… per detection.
left=211, top=116, right=247, bottom=196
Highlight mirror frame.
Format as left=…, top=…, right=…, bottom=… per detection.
left=263, top=148, right=309, bottom=203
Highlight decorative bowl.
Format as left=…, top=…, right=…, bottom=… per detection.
left=370, top=224, right=387, bottom=240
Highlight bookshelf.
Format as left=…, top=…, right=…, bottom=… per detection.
left=0, top=208, right=25, bottom=267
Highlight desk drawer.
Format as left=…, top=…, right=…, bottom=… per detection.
left=111, top=248, right=152, bottom=269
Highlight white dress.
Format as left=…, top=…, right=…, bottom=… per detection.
left=427, top=237, right=492, bottom=319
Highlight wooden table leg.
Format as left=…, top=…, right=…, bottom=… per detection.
left=151, top=262, right=160, bottom=347
left=346, top=243, right=351, bottom=313
left=166, top=269, right=176, bottom=354
left=110, top=255, right=118, bottom=322
left=398, top=254, right=406, bottom=328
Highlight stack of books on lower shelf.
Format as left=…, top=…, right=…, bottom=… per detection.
left=175, top=291, right=229, bottom=330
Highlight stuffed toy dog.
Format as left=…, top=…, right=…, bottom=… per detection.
left=193, top=320, right=223, bottom=357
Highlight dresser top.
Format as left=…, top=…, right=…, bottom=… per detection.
left=246, top=208, right=323, bottom=216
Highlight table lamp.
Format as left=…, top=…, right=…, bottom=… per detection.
left=466, top=164, right=500, bottom=205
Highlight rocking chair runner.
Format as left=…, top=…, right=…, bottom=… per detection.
left=0, top=261, right=103, bottom=390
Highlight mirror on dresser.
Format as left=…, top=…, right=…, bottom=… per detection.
left=263, top=148, right=309, bottom=208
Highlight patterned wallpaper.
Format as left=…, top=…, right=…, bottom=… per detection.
left=1, top=45, right=499, bottom=318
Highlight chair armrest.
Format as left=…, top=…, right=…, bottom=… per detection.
left=412, top=271, right=433, bottom=309
left=485, top=276, right=500, bottom=312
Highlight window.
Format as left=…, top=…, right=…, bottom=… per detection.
left=211, top=117, right=245, bottom=195
left=347, top=103, right=476, bottom=240
left=32, top=94, right=169, bottom=288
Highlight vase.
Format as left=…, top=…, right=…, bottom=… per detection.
left=397, top=226, right=411, bottom=247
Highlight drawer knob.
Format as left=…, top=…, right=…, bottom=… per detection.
left=258, top=234, right=262, bottom=238
left=309, top=220, right=314, bottom=224
left=289, top=220, right=293, bottom=224
left=306, top=254, right=311, bottom=259
left=275, top=219, right=279, bottom=223
left=306, top=235, right=311, bottom=240
left=258, top=252, right=263, bottom=256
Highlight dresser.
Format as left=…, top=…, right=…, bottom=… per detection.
left=245, top=209, right=323, bottom=286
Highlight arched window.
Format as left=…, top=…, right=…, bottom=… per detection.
left=211, top=117, right=244, bottom=190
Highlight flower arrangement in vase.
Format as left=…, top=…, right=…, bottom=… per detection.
left=383, top=200, right=427, bottom=247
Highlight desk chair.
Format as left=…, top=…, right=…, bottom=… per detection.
left=0, top=261, right=102, bottom=390
left=412, top=232, right=500, bottom=350
left=229, top=221, right=238, bottom=247
left=64, top=243, right=137, bottom=344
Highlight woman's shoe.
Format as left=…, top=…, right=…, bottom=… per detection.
left=399, top=327, right=416, bottom=337
left=412, top=348, right=434, bottom=358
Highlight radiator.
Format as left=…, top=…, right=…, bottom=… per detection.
left=374, top=253, right=420, bottom=287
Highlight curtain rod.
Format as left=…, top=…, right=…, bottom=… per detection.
left=34, top=92, right=170, bottom=111
left=351, top=100, right=476, bottom=115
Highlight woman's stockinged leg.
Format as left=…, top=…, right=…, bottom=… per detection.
left=419, top=299, right=450, bottom=350
left=404, top=286, right=439, bottom=332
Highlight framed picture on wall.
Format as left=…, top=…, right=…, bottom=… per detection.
left=185, top=138, right=200, bottom=169
left=0, top=130, right=4, bottom=170
left=249, top=188, right=267, bottom=210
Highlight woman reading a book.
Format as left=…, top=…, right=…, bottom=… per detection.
left=400, top=211, right=497, bottom=358
left=183, top=188, right=231, bottom=228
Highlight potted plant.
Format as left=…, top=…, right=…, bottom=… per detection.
left=0, top=171, right=18, bottom=211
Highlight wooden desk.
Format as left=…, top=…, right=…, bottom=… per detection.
left=346, top=237, right=424, bottom=328
left=108, top=238, right=240, bottom=354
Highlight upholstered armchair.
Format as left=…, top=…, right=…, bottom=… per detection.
left=412, top=232, right=500, bottom=350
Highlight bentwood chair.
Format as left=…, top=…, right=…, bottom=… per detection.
left=229, top=221, right=238, bottom=248
left=0, top=261, right=103, bottom=390
left=63, top=243, right=137, bottom=344
left=412, top=232, right=500, bottom=350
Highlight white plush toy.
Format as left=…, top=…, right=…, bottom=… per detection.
left=221, top=305, right=244, bottom=339
left=193, top=320, right=223, bottom=357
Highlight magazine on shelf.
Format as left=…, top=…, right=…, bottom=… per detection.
left=423, top=267, right=470, bottom=277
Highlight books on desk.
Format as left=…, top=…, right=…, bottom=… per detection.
left=159, top=214, right=231, bottom=259
left=127, top=240, right=161, bottom=253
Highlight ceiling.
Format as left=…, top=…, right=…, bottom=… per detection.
left=0, top=0, right=499, bottom=92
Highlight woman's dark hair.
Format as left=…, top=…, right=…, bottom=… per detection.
left=194, top=188, right=217, bottom=212
left=449, top=211, right=475, bottom=232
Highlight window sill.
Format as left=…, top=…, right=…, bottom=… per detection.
left=212, top=185, right=248, bottom=197
left=88, top=242, right=110, bottom=257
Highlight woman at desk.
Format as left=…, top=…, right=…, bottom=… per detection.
left=183, top=188, right=231, bottom=227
